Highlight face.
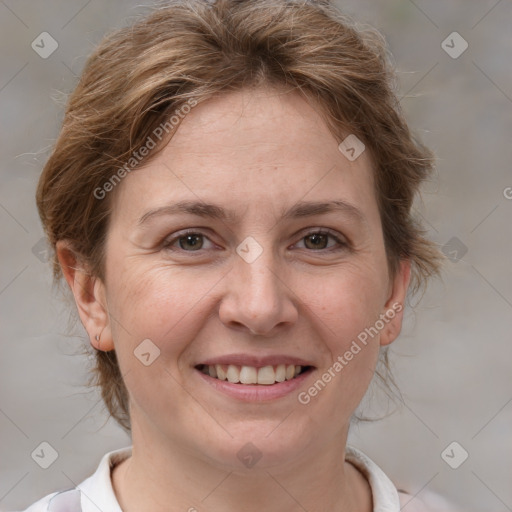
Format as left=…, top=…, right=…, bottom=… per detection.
left=66, top=86, right=410, bottom=470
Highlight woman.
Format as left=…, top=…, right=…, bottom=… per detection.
left=22, top=0, right=446, bottom=510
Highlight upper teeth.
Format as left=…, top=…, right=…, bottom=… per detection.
left=200, top=364, right=303, bottom=385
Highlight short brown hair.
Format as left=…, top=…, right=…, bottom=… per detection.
left=36, top=0, right=442, bottom=433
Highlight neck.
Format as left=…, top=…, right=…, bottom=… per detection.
left=112, top=419, right=372, bottom=512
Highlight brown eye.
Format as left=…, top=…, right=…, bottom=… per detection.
left=177, top=233, right=204, bottom=251
left=296, top=230, right=347, bottom=252
left=304, top=232, right=330, bottom=250
left=162, top=231, right=215, bottom=252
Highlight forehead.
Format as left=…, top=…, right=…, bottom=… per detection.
left=163, top=87, right=363, bottom=169
left=111, top=86, right=378, bottom=225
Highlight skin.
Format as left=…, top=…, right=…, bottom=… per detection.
left=58, top=85, right=410, bottom=512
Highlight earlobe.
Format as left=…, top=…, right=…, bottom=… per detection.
left=379, top=259, right=411, bottom=347
left=56, top=240, right=115, bottom=351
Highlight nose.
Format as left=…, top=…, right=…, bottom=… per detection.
left=218, top=244, right=299, bottom=336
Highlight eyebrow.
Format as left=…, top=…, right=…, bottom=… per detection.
left=137, top=199, right=366, bottom=226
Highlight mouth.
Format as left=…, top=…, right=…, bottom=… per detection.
left=195, top=363, right=314, bottom=385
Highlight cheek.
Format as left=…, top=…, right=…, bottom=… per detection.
left=108, top=265, right=218, bottom=350
left=104, top=266, right=216, bottom=414
left=301, top=296, right=382, bottom=418
left=301, top=265, right=386, bottom=397
left=107, top=251, right=389, bottom=357
left=305, top=262, right=388, bottom=338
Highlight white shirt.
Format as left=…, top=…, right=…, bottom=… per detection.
left=17, top=445, right=445, bottom=512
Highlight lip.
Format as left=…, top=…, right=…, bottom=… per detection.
left=197, top=353, right=315, bottom=368
left=194, top=366, right=315, bottom=402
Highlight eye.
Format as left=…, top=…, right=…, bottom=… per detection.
left=162, top=230, right=215, bottom=252
left=294, top=229, right=347, bottom=252
left=161, top=228, right=348, bottom=254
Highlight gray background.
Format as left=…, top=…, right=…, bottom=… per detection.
left=1, top=1, right=511, bottom=511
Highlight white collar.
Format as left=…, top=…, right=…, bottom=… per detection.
left=44, top=444, right=403, bottom=512
left=345, top=445, right=401, bottom=511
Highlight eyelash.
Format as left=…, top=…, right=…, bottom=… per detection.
left=161, top=228, right=348, bottom=254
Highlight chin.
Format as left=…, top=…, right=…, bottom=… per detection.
left=196, top=422, right=314, bottom=471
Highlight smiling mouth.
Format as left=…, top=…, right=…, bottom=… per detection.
left=195, top=364, right=313, bottom=385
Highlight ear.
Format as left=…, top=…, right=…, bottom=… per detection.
left=379, top=259, right=411, bottom=347
left=56, top=240, right=114, bottom=351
